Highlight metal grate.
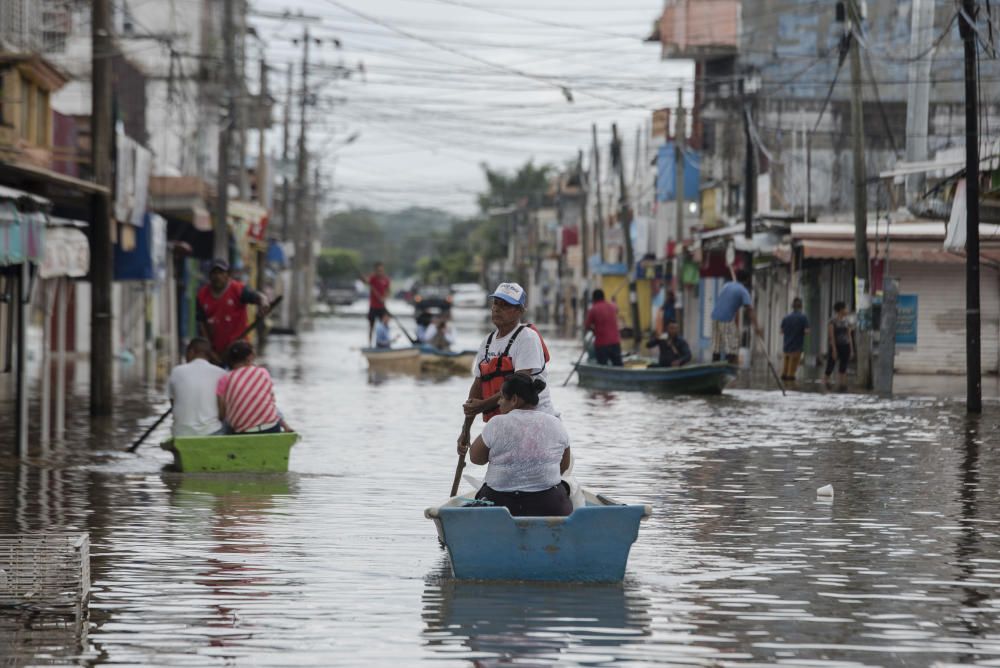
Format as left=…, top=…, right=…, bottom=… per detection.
left=0, top=533, right=90, bottom=613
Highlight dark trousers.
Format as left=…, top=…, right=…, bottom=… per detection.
left=476, top=483, right=573, bottom=517
left=824, top=344, right=851, bottom=375
left=594, top=343, right=623, bottom=367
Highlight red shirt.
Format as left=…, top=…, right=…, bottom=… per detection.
left=368, top=273, right=390, bottom=309
left=584, top=300, right=621, bottom=346
left=197, top=280, right=251, bottom=355
left=217, top=366, right=279, bottom=432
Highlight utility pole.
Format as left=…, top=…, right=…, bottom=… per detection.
left=742, top=102, right=754, bottom=254
left=848, top=0, right=872, bottom=389
left=804, top=124, right=812, bottom=222
left=90, top=0, right=114, bottom=416
left=612, top=123, right=641, bottom=350
left=237, top=2, right=249, bottom=200
left=674, top=87, right=686, bottom=330
left=960, top=0, right=982, bottom=413
left=591, top=123, right=606, bottom=263
left=292, top=26, right=311, bottom=328
left=578, top=149, right=588, bottom=279
left=905, top=0, right=934, bottom=208
left=257, top=56, right=268, bottom=207
left=281, top=62, right=292, bottom=240
left=215, top=0, right=235, bottom=260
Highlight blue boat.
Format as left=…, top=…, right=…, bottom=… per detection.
left=418, top=344, right=476, bottom=374
left=425, top=489, right=651, bottom=583
left=576, top=360, right=738, bottom=394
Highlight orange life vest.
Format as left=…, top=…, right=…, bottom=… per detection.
left=478, top=324, right=550, bottom=422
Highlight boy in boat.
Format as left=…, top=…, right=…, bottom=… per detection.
left=167, top=337, right=227, bottom=436
left=424, top=312, right=456, bottom=351
left=374, top=312, right=396, bottom=349
left=646, top=320, right=692, bottom=368
left=217, top=341, right=293, bottom=434
left=458, top=282, right=554, bottom=452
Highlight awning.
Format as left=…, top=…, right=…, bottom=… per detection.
left=0, top=202, right=46, bottom=266
left=775, top=240, right=1000, bottom=265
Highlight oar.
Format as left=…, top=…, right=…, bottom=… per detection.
left=128, top=295, right=282, bottom=453
left=387, top=309, right=418, bottom=345
left=450, top=416, right=475, bottom=497
left=754, top=331, right=787, bottom=396
left=561, top=332, right=594, bottom=387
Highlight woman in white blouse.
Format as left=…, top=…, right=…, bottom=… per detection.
left=458, top=373, right=572, bottom=516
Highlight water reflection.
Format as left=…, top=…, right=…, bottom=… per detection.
left=422, top=561, right=651, bottom=665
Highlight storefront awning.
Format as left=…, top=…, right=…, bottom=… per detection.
left=775, top=240, right=1000, bottom=265
left=40, top=226, right=89, bottom=278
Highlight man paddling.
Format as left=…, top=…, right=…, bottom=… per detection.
left=458, top=282, right=555, bottom=451
left=197, top=258, right=271, bottom=360
left=167, top=338, right=227, bottom=436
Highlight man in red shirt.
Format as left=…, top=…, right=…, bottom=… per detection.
left=196, top=258, right=271, bottom=359
left=583, top=288, right=623, bottom=366
left=362, top=261, right=391, bottom=345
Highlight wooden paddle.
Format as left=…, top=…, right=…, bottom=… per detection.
left=561, top=332, right=594, bottom=387
left=754, top=331, right=787, bottom=396
left=450, top=416, right=475, bottom=497
left=128, top=295, right=282, bottom=453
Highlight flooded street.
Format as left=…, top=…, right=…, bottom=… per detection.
left=3, top=307, right=1000, bottom=666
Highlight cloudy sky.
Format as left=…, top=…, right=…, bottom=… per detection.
left=254, top=0, right=692, bottom=216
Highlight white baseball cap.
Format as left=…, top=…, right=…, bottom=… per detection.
left=489, top=282, right=526, bottom=307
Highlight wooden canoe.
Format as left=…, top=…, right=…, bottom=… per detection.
left=160, top=432, right=298, bottom=472
left=575, top=360, right=738, bottom=394
left=361, top=346, right=423, bottom=374
left=425, top=489, right=651, bottom=583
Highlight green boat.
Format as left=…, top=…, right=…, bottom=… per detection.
left=575, top=361, right=738, bottom=395
left=160, top=432, right=298, bottom=472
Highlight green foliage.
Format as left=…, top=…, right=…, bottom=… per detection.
left=316, top=247, right=361, bottom=285
left=477, top=160, right=554, bottom=213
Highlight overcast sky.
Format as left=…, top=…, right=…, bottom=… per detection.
left=253, top=0, right=692, bottom=216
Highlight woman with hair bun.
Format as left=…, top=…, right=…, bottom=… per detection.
left=457, top=372, right=572, bottom=516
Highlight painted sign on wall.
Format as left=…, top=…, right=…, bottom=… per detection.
left=895, top=294, right=918, bottom=346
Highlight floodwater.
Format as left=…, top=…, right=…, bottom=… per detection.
left=2, top=304, right=1000, bottom=666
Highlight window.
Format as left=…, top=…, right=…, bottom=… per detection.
left=19, top=77, right=30, bottom=141
left=35, top=87, right=48, bottom=145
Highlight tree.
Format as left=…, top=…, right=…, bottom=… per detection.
left=321, top=210, right=387, bottom=269
left=477, top=160, right=554, bottom=213
left=316, top=247, right=361, bottom=287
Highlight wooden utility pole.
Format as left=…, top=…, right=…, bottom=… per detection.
left=90, top=0, right=114, bottom=416
left=612, top=123, right=641, bottom=350
left=960, top=0, right=982, bottom=413
left=848, top=0, right=872, bottom=388
left=281, top=62, right=292, bottom=240
left=215, top=0, right=235, bottom=260
left=237, top=2, right=249, bottom=200
left=591, top=123, right=606, bottom=262
left=292, top=26, right=311, bottom=328
left=742, top=102, right=754, bottom=250
left=257, top=56, right=268, bottom=206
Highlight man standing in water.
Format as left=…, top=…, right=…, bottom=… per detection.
left=458, top=282, right=554, bottom=451
left=710, top=269, right=763, bottom=364
left=197, top=258, right=270, bottom=360
left=361, top=261, right=391, bottom=345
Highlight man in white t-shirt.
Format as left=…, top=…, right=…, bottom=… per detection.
left=457, top=282, right=556, bottom=451
left=167, top=338, right=227, bottom=436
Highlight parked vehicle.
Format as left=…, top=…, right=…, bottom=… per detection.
left=450, top=282, right=488, bottom=308
left=412, top=284, right=453, bottom=313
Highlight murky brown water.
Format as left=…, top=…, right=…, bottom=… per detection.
left=2, top=305, right=1000, bottom=666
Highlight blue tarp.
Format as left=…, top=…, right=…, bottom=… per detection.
left=656, top=142, right=700, bottom=202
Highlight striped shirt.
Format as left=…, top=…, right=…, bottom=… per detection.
left=217, top=366, right=279, bottom=433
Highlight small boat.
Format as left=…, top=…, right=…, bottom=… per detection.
left=425, top=489, right=651, bottom=583
left=575, top=360, right=738, bottom=394
left=418, top=344, right=476, bottom=374
left=160, top=432, right=298, bottom=472
left=361, top=346, right=423, bottom=374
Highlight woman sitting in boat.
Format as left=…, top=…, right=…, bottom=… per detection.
left=458, top=373, right=572, bottom=517
left=217, top=341, right=293, bottom=434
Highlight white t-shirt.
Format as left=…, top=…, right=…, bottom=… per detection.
left=167, top=358, right=227, bottom=436
left=424, top=323, right=455, bottom=347
left=482, top=409, right=570, bottom=492
left=474, top=325, right=556, bottom=416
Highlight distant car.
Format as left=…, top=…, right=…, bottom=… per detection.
left=325, top=281, right=360, bottom=306
left=413, top=285, right=453, bottom=314
left=451, top=282, right=488, bottom=308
